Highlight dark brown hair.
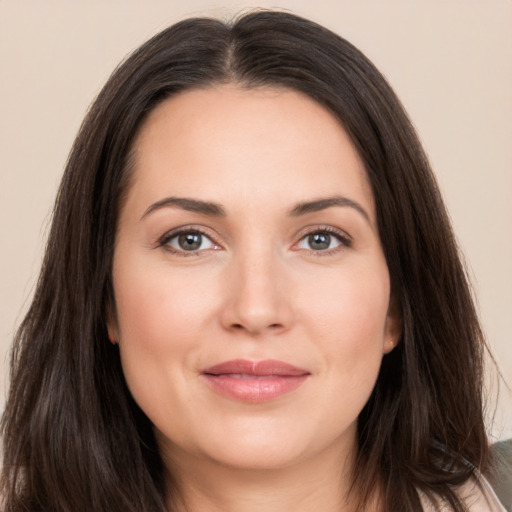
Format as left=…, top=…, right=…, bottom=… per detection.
left=1, top=10, right=490, bottom=512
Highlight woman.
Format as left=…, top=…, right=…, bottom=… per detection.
left=0, top=10, right=505, bottom=512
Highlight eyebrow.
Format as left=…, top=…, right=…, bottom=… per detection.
left=288, top=196, right=370, bottom=222
left=141, top=195, right=370, bottom=223
left=141, top=197, right=226, bottom=219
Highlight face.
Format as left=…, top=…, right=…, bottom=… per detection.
left=109, top=85, right=400, bottom=474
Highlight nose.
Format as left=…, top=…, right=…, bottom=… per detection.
left=220, top=249, right=294, bottom=336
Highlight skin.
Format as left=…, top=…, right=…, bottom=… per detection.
left=108, top=84, right=401, bottom=512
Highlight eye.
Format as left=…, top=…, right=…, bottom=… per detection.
left=295, top=229, right=351, bottom=253
left=160, top=229, right=218, bottom=254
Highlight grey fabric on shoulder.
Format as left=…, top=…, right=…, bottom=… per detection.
left=488, top=439, right=512, bottom=511
left=419, top=476, right=506, bottom=511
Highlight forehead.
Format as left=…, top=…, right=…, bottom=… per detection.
left=127, top=84, right=375, bottom=220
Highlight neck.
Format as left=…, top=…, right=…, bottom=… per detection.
left=161, top=443, right=379, bottom=512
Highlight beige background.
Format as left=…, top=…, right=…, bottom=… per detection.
left=1, top=1, right=511, bottom=440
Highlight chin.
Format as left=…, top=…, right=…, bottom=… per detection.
left=158, top=418, right=312, bottom=472
left=202, top=439, right=308, bottom=471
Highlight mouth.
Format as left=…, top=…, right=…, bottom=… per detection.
left=201, top=359, right=310, bottom=403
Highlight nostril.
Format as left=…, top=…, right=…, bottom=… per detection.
left=229, top=322, right=283, bottom=333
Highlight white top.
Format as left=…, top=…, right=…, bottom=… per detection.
left=419, top=477, right=506, bottom=511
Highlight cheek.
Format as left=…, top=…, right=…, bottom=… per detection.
left=111, top=257, right=218, bottom=409
left=113, top=260, right=214, bottom=350
left=299, top=261, right=390, bottom=392
left=302, top=262, right=390, bottom=343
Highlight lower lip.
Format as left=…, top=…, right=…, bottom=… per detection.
left=202, top=374, right=309, bottom=403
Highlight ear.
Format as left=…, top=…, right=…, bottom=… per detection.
left=383, top=294, right=402, bottom=354
left=105, top=300, right=119, bottom=344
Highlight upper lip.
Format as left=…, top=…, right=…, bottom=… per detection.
left=202, top=359, right=310, bottom=377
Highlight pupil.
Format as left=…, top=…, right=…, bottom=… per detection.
left=179, top=233, right=202, bottom=251
left=309, top=233, right=330, bottom=250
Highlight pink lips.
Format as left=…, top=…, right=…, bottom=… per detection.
left=202, top=359, right=310, bottom=403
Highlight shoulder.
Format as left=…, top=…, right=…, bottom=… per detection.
left=418, top=477, right=506, bottom=512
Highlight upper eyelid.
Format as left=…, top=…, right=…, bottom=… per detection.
left=295, top=225, right=352, bottom=242
left=157, top=225, right=220, bottom=248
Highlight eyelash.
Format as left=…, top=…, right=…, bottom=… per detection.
left=295, top=226, right=352, bottom=256
left=156, top=225, right=352, bottom=257
left=156, top=226, right=218, bottom=257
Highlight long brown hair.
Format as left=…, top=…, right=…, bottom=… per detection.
left=1, top=10, right=490, bottom=512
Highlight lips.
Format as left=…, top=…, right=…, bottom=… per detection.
left=202, top=359, right=310, bottom=403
